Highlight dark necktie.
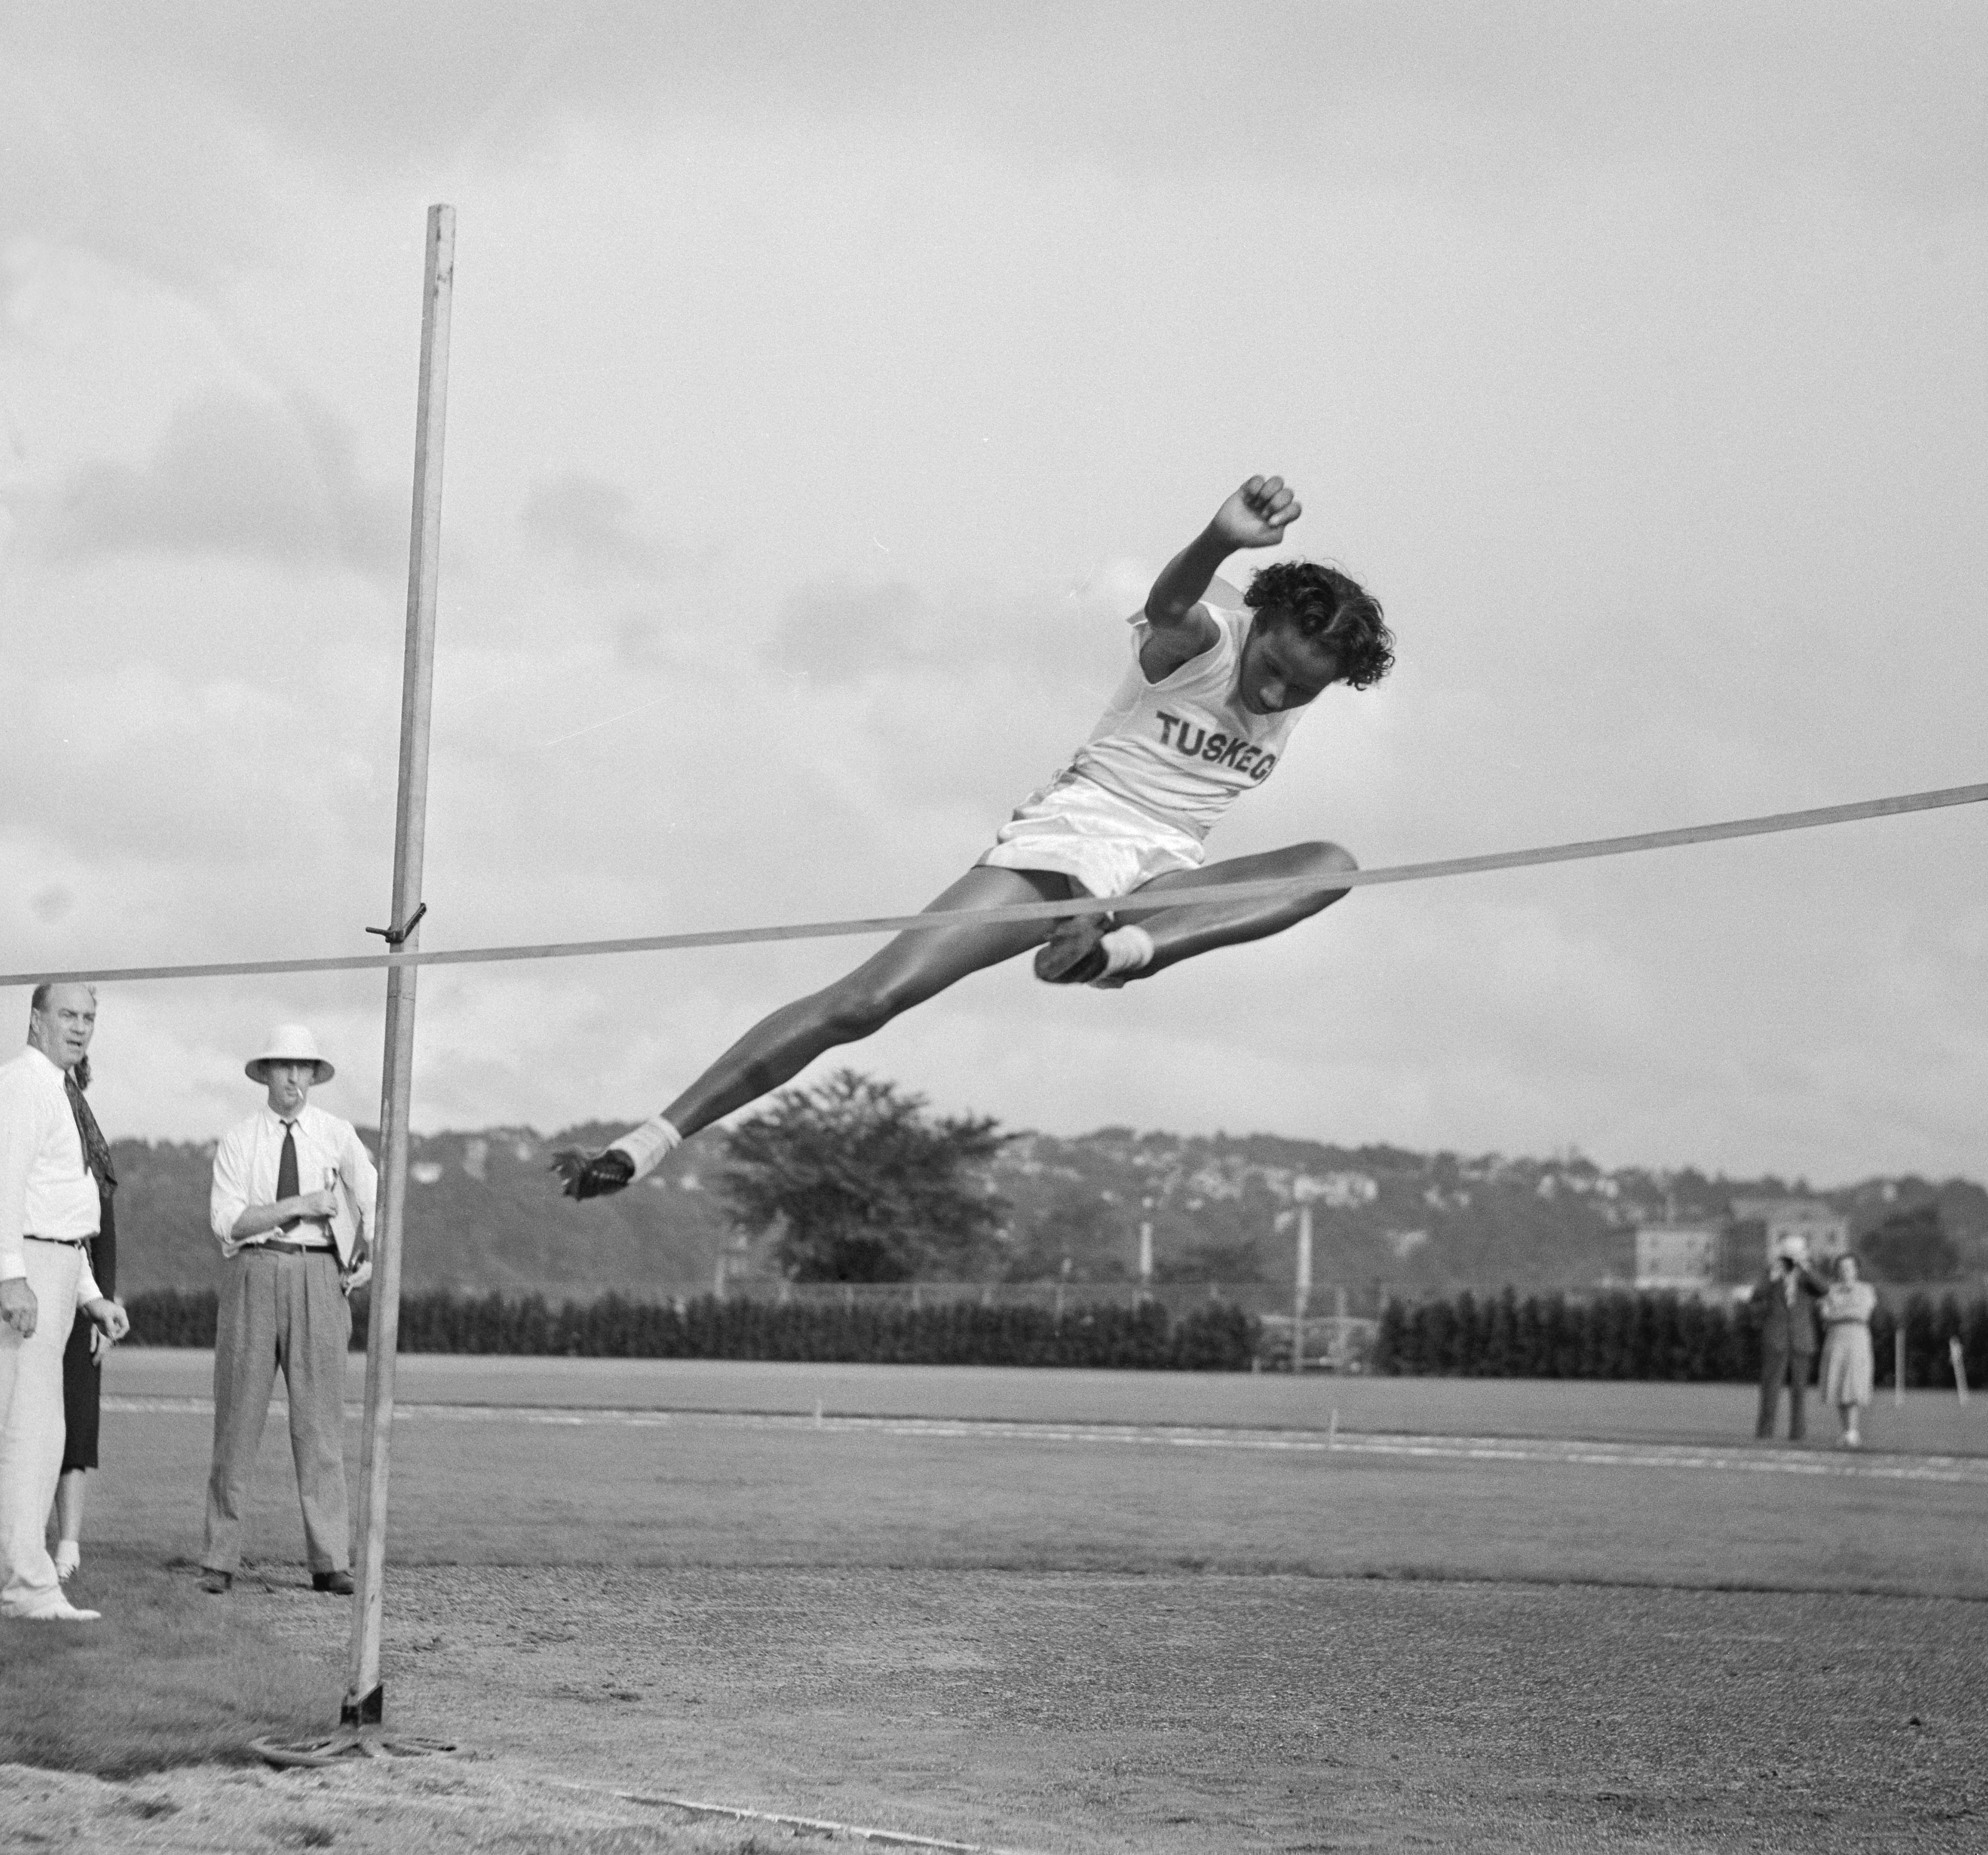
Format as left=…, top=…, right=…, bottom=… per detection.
left=64, top=1069, right=117, bottom=1197
left=277, top=1121, right=300, bottom=1231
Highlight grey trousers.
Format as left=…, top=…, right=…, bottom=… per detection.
left=201, top=1248, right=350, bottom=1575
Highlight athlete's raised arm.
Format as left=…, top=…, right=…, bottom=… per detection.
left=1139, top=476, right=1302, bottom=680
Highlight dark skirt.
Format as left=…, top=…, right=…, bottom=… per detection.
left=61, top=1312, right=100, bottom=1472
left=60, top=1198, right=115, bottom=1475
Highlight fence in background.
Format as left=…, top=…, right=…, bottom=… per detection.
left=709, top=1276, right=1293, bottom=1316
left=118, top=1281, right=1988, bottom=1385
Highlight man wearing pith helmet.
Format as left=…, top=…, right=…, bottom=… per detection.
left=199, top=1025, right=376, bottom=1597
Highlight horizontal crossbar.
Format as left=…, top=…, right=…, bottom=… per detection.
left=5, top=780, right=1982, bottom=990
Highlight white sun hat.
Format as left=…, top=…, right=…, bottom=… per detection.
left=245, top=1024, right=335, bottom=1086
left=1773, top=1232, right=1809, bottom=1262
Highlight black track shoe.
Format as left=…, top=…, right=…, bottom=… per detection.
left=549, top=1147, right=635, bottom=1200
left=1034, top=914, right=1114, bottom=985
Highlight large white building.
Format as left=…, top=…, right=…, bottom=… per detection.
left=1635, top=1201, right=1853, bottom=1294
left=1633, top=1223, right=1722, bottom=1293
left=1725, top=1197, right=1851, bottom=1274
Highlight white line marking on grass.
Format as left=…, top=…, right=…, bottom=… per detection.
left=788, top=1418, right=1987, bottom=1484
left=104, top=1396, right=1988, bottom=1483
left=605, top=1786, right=1047, bottom=1854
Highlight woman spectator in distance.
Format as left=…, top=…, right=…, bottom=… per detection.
left=1819, top=1252, right=1877, bottom=1449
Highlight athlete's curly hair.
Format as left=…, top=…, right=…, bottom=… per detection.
left=1245, top=560, right=1394, bottom=690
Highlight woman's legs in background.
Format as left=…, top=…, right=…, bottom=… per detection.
left=51, top=1469, right=84, bottom=1578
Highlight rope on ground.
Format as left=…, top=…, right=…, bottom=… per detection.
left=5, top=780, right=1983, bottom=990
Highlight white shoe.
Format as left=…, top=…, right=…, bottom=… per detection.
left=24, top=1598, right=100, bottom=1622
left=53, top=1541, right=80, bottom=1580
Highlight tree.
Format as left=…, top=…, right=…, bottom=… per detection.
left=1858, top=1203, right=1960, bottom=1283
left=1003, top=1180, right=1133, bottom=1282
left=720, top=1070, right=1009, bottom=1282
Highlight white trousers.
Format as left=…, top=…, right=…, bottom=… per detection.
left=0, top=1241, right=82, bottom=1616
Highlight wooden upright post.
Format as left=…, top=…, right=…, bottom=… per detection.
left=343, top=204, right=455, bottom=1728
left=1292, top=1202, right=1313, bottom=1375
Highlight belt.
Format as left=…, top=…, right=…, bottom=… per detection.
left=256, top=1239, right=335, bottom=1257
left=25, top=1234, right=89, bottom=1247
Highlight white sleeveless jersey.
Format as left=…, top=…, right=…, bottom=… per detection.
left=1067, top=603, right=1304, bottom=840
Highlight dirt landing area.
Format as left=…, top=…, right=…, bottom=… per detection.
left=0, top=1758, right=848, bottom=1854
left=239, top=1565, right=1982, bottom=1855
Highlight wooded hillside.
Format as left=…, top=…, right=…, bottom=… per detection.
left=106, top=1119, right=1988, bottom=1305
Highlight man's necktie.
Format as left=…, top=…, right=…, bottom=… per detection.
left=64, top=1068, right=117, bottom=1197
left=277, top=1121, right=300, bottom=1230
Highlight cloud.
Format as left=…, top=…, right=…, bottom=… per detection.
left=10, top=3, right=1983, bottom=213
left=0, top=51, right=280, bottom=288
left=768, top=578, right=930, bottom=686
left=751, top=574, right=1140, bottom=825
left=518, top=472, right=689, bottom=581
left=770, top=572, right=1130, bottom=690
left=36, top=389, right=400, bottom=575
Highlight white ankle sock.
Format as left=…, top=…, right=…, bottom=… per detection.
left=1097, top=925, right=1155, bottom=979
left=608, top=1115, right=682, bottom=1182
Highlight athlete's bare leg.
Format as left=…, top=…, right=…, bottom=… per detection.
left=1106, top=839, right=1356, bottom=975
left=556, top=844, right=1353, bottom=1194
left=662, top=865, right=1071, bottom=1138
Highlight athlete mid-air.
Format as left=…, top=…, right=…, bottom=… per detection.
left=553, top=474, right=1394, bottom=1198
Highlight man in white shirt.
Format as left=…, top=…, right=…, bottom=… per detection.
left=0, top=983, right=132, bottom=1622
left=199, top=1025, right=375, bottom=1597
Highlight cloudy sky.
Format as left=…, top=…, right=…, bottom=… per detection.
left=2, top=2, right=1983, bottom=1184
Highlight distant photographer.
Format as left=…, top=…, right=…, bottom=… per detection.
left=1750, top=1235, right=1826, bottom=1442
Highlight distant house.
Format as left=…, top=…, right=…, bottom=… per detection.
left=1187, top=1165, right=1245, bottom=1202
left=1723, top=1196, right=1850, bottom=1279
left=1299, top=1171, right=1378, bottom=1209
left=1634, top=1223, right=1721, bottom=1294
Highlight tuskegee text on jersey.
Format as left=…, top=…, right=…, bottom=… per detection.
left=1154, top=710, right=1277, bottom=783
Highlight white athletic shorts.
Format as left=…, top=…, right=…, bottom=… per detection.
left=978, top=771, right=1204, bottom=899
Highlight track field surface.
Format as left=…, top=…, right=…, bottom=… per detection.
left=107, top=1346, right=1988, bottom=1452
left=48, top=1353, right=1988, bottom=1851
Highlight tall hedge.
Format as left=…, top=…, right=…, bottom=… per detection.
left=114, top=1283, right=1988, bottom=1386
left=120, top=1287, right=1258, bottom=1372
left=1372, top=1286, right=1988, bottom=1386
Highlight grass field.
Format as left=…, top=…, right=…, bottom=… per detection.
left=5, top=1351, right=1985, bottom=1853
left=98, top=1347, right=1988, bottom=1455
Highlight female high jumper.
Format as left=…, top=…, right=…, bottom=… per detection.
left=553, top=474, right=1394, bottom=1198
